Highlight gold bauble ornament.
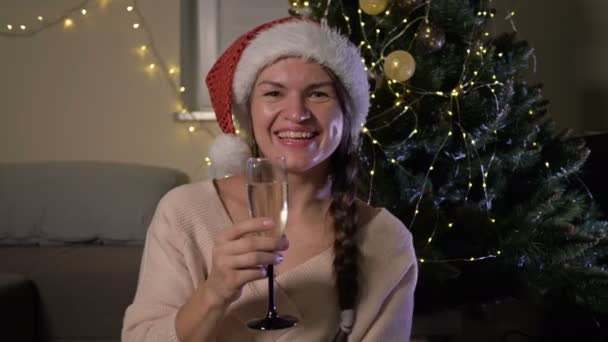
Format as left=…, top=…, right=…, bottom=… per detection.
left=359, top=0, right=389, bottom=16
left=383, top=50, right=416, bottom=82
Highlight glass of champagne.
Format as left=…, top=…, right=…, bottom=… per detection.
left=246, top=157, right=298, bottom=330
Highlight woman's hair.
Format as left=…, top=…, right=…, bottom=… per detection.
left=325, top=68, right=362, bottom=342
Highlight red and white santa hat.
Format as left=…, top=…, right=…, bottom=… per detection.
left=206, top=16, right=370, bottom=178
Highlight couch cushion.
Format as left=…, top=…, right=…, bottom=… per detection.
left=0, top=161, right=188, bottom=244
left=0, top=245, right=143, bottom=340
left=0, top=272, right=38, bottom=341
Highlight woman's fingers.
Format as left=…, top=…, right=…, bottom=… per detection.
left=223, top=235, right=286, bottom=255
left=217, top=217, right=275, bottom=242
left=229, top=251, right=283, bottom=269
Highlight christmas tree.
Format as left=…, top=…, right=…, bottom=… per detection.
left=291, top=0, right=608, bottom=335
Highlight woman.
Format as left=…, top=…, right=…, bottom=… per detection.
left=122, top=16, right=417, bottom=341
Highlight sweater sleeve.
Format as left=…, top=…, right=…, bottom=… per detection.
left=360, top=261, right=417, bottom=341
left=122, top=193, right=194, bottom=342
left=355, top=210, right=419, bottom=342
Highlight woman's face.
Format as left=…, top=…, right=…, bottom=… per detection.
left=249, top=57, right=344, bottom=174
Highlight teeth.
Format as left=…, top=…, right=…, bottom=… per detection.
left=277, top=131, right=314, bottom=139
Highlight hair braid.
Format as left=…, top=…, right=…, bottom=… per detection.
left=329, top=147, right=362, bottom=342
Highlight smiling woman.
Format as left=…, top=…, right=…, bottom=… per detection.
left=122, top=16, right=418, bottom=342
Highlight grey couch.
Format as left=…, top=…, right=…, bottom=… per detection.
left=0, top=161, right=189, bottom=342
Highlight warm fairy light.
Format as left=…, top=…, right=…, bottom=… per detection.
left=385, top=10, right=390, bottom=15
left=533, top=142, right=537, bottom=147
left=20, top=25, right=26, bottom=30
left=376, top=29, right=380, bottom=34
left=344, top=15, right=350, bottom=22
left=362, top=127, right=369, bottom=133
left=448, top=223, right=453, bottom=228
left=471, top=139, right=476, bottom=145
left=7, top=24, right=13, bottom=30
left=420, top=258, right=425, bottom=263
left=372, top=139, right=378, bottom=144
left=370, top=170, right=375, bottom=175
left=436, top=91, right=444, bottom=96
left=402, top=18, right=407, bottom=23
left=490, top=218, right=496, bottom=223
left=64, top=18, right=74, bottom=28
left=188, top=126, right=196, bottom=133
left=140, top=45, right=147, bottom=52
left=415, top=210, right=420, bottom=214
left=81, top=9, right=87, bottom=15
left=451, top=89, right=459, bottom=97
left=545, top=162, right=550, bottom=168
left=484, top=32, right=489, bottom=36
left=462, top=133, right=467, bottom=139
left=391, top=158, right=396, bottom=164
left=358, top=9, right=362, bottom=14
left=371, top=94, right=376, bottom=99
left=361, top=22, right=366, bottom=27
left=467, top=49, right=471, bottom=54
left=148, top=63, right=156, bottom=70
left=169, top=68, right=176, bottom=74
left=497, top=250, right=501, bottom=255
left=529, top=110, right=534, bottom=115
left=37, top=16, right=44, bottom=21
left=427, top=237, right=433, bottom=243
left=483, top=182, right=487, bottom=188
left=133, top=23, right=140, bottom=29
left=127, top=5, right=134, bottom=12
left=469, top=257, right=475, bottom=261
left=412, top=129, right=418, bottom=134
left=447, top=110, right=453, bottom=116
left=429, top=166, right=434, bottom=171
left=469, top=182, right=473, bottom=188
left=448, top=131, right=453, bottom=136
left=179, top=86, right=186, bottom=93
left=235, top=129, right=240, bottom=135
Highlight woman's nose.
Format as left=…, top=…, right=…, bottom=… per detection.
left=283, top=94, right=311, bottom=122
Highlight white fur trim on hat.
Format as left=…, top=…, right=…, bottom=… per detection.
left=232, top=20, right=370, bottom=142
left=208, top=133, right=251, bottom=179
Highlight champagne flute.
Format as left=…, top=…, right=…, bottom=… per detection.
left=246, top=157, right=298, bottom=330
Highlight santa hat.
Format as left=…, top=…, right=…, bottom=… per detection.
left=206, top=16, right=369, bottom=178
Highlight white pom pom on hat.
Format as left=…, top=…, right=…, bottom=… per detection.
left=205, top=16, right=370, bottom=179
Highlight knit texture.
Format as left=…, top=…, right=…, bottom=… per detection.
left=122, top=180, right=417, bottom=341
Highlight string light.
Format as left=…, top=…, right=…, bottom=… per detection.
left=37, top=16, right=44, bottom=21
left=127, top=6, right=134, bottom=12
left=179, top=86, right=186, bottom=93
left=132, top=23, right=140, bottom=29
left=81, top=9, right=88, bottom=15
left=188, top=126, right=196, bottom=133
left=64, top=18, right=74, bottom=28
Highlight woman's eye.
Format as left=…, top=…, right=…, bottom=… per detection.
left=264, top=91, right=281, bottom=97
left=310, top=91, right=329, bottom=98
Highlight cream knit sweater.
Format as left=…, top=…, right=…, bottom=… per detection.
left=122, top=180, right=417, bottom=341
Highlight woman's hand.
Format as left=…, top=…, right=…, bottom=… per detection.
left=204, top=217, right=289, bottom=306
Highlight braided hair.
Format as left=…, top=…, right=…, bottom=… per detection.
left=326, top=69, right=363, bottom=342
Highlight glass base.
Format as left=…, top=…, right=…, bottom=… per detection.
left=247, top=315, right=298, bottom=330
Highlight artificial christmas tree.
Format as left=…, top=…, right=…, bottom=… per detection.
left=291, top=0, right=608, bottom=338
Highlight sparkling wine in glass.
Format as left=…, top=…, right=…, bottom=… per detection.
left=246, top=157, right=298, bottom=330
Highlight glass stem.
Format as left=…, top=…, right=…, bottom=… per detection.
left=266, top=264, right=278, bottom=319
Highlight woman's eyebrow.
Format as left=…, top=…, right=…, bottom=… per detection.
left=306, top=81, right=334, bottom=90
left=256, top=80, right=285, bottom=88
